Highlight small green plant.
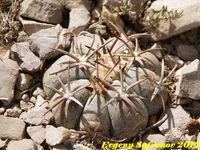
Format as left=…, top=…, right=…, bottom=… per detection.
left=113, top=0, right=133, bottom=15
left=144, top=6, right=183, bottom=30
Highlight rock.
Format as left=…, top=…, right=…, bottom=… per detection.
left=4, top=106, right=22, bottom=117
left=68, top=6, right=91, bottom=33
left=53, top=145, right=69, bottom=150
left=147, top=0, right=200, bottom=40
left=60, top=0, right=92, bottom=11
left=16, top=73, right=33, bottom=91
left=29, top=25, right=63, bottom=59
left=30, top=96, right=37, bottom=104
left=0, top=139, right=7, bottom=149
left=19, top=17, right=54, bottom=35
left=51, top=79, right=90, bottom=128
left=7, top=139, right=43, bottom=150
left=142, top=133, right=166, bottom=150
left=20, top=107, right=53, bottom=125
left=175, top=59, right=200, bottom=99
left=73, top=144, right=92, bottom=150
left=33, top=87, right=45, bottom=97
left=159, top=105, right=191, bottom=134
left=0, top=107, right=5, bottom=115
left=20, top=0, right=63, bottom=24
left=46, top=125, right=71, bottom=146
left=43, top=55, right=86, bottom=99
left=176, top=44, right=199, bottom=61
left=0, top=116, right=26, bottom=140
left=21, top=93, right=30, bottom=101
left=35, top=95, right=48, bottom=108
left=57, top=29, right=71, bottom=50
left=88, top=22, right=107, bottom=36
left=184, top=100, right=200, bottom=116
left=20, top=100, right=34, bottom=111
left=165, top=128, right=184, bottom=143
left=164, top=54, right=184, bottom=69
left=27, top=125, right=46, bottom=144
left=11, top=42, right=41, bottom=72
left=0, top=58, right=19, bottom=105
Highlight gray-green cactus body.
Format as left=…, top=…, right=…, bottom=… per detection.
left=50, top=79, right=90, bottom=129
left=106, top=80, right=148, bottom=140
left=126, top=67, right=168, bottom=116
left=43, top=55, right=87, bottom=99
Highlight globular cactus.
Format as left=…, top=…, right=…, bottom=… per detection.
left=43, top=28, right=173, bottom=141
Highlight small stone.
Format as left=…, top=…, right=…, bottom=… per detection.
left=11, top=42, right=41, bottom=72
left=35, top=95, right=48, bottom=108
left=176, top=44, right=199, bottom=61
left=4, top=106, right=22, bottom=117
left=19, top=17, right=54, bottom=35
left=20, top=107, right=53, bottom=125
left=16, top=73, right=33, bottom=91
left=175, top=59, right=200, bottom=99
left=159, top=105, right=191, bottom=134
left=0, top=139, right=7, bottom=149
left=30, top=96, right=37, bottom=104
left=27, top=125, right=46, bottom=144
left=0, top=58, right=19, bottom=105
left=165, top=128, right=184, bottom=143
left=21, top=93, right=30, bottom=101
left=0, top=115, right=26, bottom=140
left=7, top=139, right=42, bottom=150
left=33, top=87, right=45, bottom=97
left=142, top=133, right=166, bottom=150
left=20, top=100, right=34, bottom=111
left=164, top=54, right=184, bottom=69
left=46, top=125, right=71, bottom=146
left=53, top=145, right=68, bottom=150
left=20, top=0, right=63, bottom=24
left=0, top=107, right=5, bottom=115
left=73, top=144, right=92, bottom=150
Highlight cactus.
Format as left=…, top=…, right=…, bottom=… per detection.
left=43, top=27, right=175, bottom=142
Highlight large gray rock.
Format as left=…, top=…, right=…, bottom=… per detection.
left=159, top=105, right=191, bottom=134
left=68, top=6, right=91, bottom=33
left=29, top=25, right=63, bottom=59
left=27, top=125, right=46, bottom=144
left=20, top=0, right=63, bottom=24
left=20, top=107, right=53, bottom=125
left=7, top=139, right=43, bottom=150
left=0, top=116, right=26, bottom=140
left=11, top=42, right=41, bottom=72
left=0, top=58, right=19, bottom=105
left=175, top=59, right=200, bottom=99
left=46, top=125, right=71, bottom=146
left=19, top=17, right=54, bottom=35
left=176, top=44, right=199, bottom=61
left=147, top=0, right=200, bottom=40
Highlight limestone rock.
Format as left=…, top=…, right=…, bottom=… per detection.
left=20, top=107, right=53, bottom=125
left=159, top=105, right=191, bottom=134
left=20, top=0, right=63, bottom=24
left=16, top=73, right=33, bottom=91
left=7, top=139, right=43, bottom=150
left=11, top=42, right=41, bottom=72
left=20, top=100, right=34, bottom=111
left=46, top=125, right=71, bottom=146
left=4, top=106, right=22, bottom=117
left=68, top=6, right=91, bottom=33
left=29, top=25, right=63, bottom=59
left=0, top=139, right=7, bottom=149
left=176, top=44, right=199, bottom=61
left=165, top=128, right=184, bottom=143
left=0, top=116, right=26, bottom=140
left=0, top=58, right=19, bottom=105
left=147, top=0, right=200, bottom=40
left=175, top=59, right=200, bottom=99
left=27, top=125, right=46, bottom=144
left=19, top=17, right=54, bottom=35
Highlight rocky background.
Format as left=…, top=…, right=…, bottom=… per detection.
left=1, top=0, right=200, bottom=150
